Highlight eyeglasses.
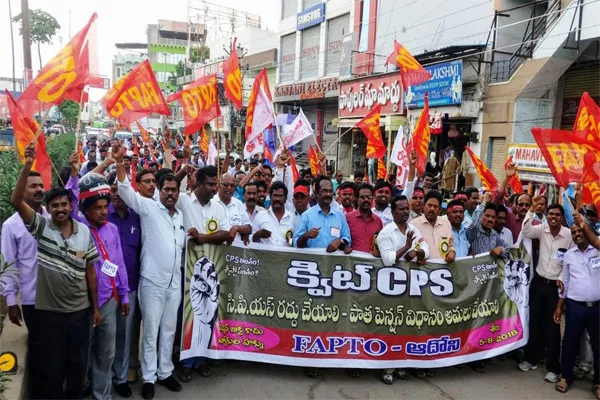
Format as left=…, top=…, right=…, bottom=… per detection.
left=359, top=195, right=373, bottom=200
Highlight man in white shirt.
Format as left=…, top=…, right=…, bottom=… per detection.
left=377, top=194, right=429, bottom=267
left=114, top=144, right=184, bottom=399
left=175, top=165, right=231, bottom=382
left=215, top=173, right=252, bottom=243
left=244, top=182, right=264, bottom=223
left=519, top=197, right=573, bottom=384
left=252, top=182, right=295, bottom=247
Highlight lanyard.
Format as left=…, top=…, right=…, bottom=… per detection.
left=89, top=227, right=119, bottom=302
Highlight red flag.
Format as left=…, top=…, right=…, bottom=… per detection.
left=289, top=152, right=300, bottom=182
left=263, top=145, right=273, bottom=164
left=406, top=93, right=431, bottom=173
left=222, top=38, right=242, bottom=111
left=63, top=44, right=90, bottom=104
left=504, top=155, right=524, bottom=193
left=167, top=75, right=220, bottom=135
left=78, top=140, right=86, bottom=163
left=135, top=121, right=151, bottom=145
left=377, top=159, right=387, bottom=180
left=384, top=40, right=432, bottom=89
left=582, top=181, right=600, bottom=214
left=572, top=92, right=600, bottom=147
left=245, top=68, right=273, bottom=142
left=18, top=13, right=97, bottom=115
left=465, top=146, right=499, bottom=191
left=6, top=91, right=52, bottom=188
left=308, top=145, right=319, bottom=176
left=531, top=127, right=600, bottom=188
left=102, top=59, right=170, bottom=125
left=364, top=168, right=370, bottom=184
left=356, top=103, right=385, bottom=159
left=200, top=127, right=209, bottom=155
left=185, top=135, right=191, bottom=146
left=132, top=135, right=139, bottom=156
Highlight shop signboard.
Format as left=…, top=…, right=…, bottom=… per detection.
left=507, top=143, right=556, bottom=184
left=405, top=60, right=463, bottom=108
left=339, top=73, right=403, bottom=118
left=297, top=3, right=326, bottom=31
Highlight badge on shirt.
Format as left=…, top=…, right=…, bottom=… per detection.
left=553, top=249, right=566, bottom=263
left=591, top=257, right=600, bottom=269
left=101, top=260, right=119, bottom=277
left=230, top=215, right=242, bottom=226
left=284, top=229, right=294, bottom=246
left=330, top=227, right=341, bottom=238
left=207, top=218, right=218, bottom=233
left=440, top=237, right=450, bottom=258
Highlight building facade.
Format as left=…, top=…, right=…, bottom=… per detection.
left=112, top=43, right=147, bottom=87
left=275, top=0, right=354, bottom=171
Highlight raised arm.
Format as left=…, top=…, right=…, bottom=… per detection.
left=522, top=196, right=545, bottom=239
left=493, top=162, right=517, bottom=204
left=10, top=144, right=36, bottom=225
left=239, top=165, right=263, bottom=188
left=221, top=139, right=231, bottom=178
left=574, top=211, right=600, bottom=249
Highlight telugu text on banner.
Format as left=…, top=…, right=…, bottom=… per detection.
left=181, top=243, right=530, bottom=368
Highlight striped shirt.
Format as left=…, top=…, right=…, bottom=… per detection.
left=466, top=205, right=509, bottom=259
left=27, top=212, right=99, bottom=312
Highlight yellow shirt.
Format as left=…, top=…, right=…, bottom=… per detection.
left=412, top=215, right=455, bottom=260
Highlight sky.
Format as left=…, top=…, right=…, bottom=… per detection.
left=1, top=0, right=279, bottom=98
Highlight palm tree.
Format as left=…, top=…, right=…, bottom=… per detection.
left=13, top=9, right=61, bottom=70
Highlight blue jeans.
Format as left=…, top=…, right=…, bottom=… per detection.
left=138, top=277, right=181, bottom=383
left=112, top=290, right=140, bottom=385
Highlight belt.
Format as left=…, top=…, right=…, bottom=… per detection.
left=568, top=298, right=600, bottom=308
left=536, top=275, right=556, bottom=285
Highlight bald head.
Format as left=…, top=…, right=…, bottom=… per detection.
left=218, top=173, right=237, bottom=203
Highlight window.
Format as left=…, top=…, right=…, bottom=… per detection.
left=280, top=33, right=297, bottom=83
left=358, top=0, right=371, bottom=52
left=300, top=25, right=320, bottom=80
left=282, top=0, right=298, bottom=19
left=326, top=14, right=350, bottom=76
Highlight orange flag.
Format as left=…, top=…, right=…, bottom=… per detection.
left=77, top=140, right=86, bottom=163
left=504, top=155, right=524, bottom=193
left=531, top=127, right=600, bottom=188
left=465, top=146, right=499, bottom=191
left=572, top=92, right=600, bottom=147
left=135, top=121, right=151, bottom=145
left=308, top=145, right=319, bottom=176
left=263, top=145, right=273, bottom=164
left=245, top=68, right=273, bottom=142
left=200, top=127, right=209, bottom=155
left=132, top=135, right=139, bottom=156
left=289, top=152, right=300, bottom=182
left=131, top=164, right=138, bottom=192
left=356, top=103, right=385, bottom=159
left=222, top=38, right=243, bottom=111
left=64, top=44, right=90, bottom=104
left=384, top=40, right=432, bottom=90
left=377, top=159, right=387, bottom=180
left=167, top=75, right=220, bottom=135
left=407, top=93, right=431, bottom=173
left=102, top=59, right=170, bottom=125
left=18, top=13, right=97, bottom=115
left=185, top=135, right=191, bottom=146
left=6, top=91, right=52, bottom=188
left=582, top=181, right=600, bottom=214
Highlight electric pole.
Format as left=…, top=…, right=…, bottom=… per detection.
left=20, top=0, right=32, bottom=85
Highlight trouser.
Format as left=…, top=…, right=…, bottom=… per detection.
left=21, top=305, right=41, bottom=399
left=36, top=308, right=91, bottom=399
left=560, top=299, right=599, bottom=385
left=90, top=298, right=118, bottom=400
left=138, top=276, right=181, bottom=383
left=113, top=290, right=140, bottom=385
left=578, top=329, right=594, bottom=372
left=524, top=276, right=561, bottom=373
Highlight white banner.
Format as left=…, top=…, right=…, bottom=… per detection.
left=281, top=109, right=314, bottom=148
left=244, top=133, right=264, bottom=159
left=207, top=139, right=218, bottom=166
left=390, top=127, right=409, bottom=186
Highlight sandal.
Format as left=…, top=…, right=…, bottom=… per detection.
left=555, top=378, right=569, bottom=393
left=592, top=384, right=600, bottom=400
left=345, top=369, right=361, bottom=378
left=305, top=367, right=319, bottom=378
left=574, top=366, right=588, bottom=380
left=381, top=371, right=393, bottom=385
left=195, top=364, right=212, bottom=377
left=394, top=369, right=407, bottom=380
left=178, top=366, right=193, bottom=383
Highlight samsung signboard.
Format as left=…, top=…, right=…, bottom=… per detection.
left=297, top=3, right=325, bottom=31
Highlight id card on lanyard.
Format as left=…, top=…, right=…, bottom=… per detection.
left=90, top=227, right=119, bottom=302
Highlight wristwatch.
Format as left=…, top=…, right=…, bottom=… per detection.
left=339, top=239, right=349, bottom=250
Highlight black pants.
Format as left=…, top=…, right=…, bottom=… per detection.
left=21, top=305, right=41, bottom=399
left=524, top=276, right=561, bottom=373
left=35, top=308, right=91, bottom=399
left=561, top=299, right=599, bottom=385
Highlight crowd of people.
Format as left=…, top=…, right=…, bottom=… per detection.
left=1, top=129, right=599, bottom=400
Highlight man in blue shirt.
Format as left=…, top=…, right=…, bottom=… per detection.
left=294, top=176, right=351, bottom=252
left=446, top=199, right=470, bottom=257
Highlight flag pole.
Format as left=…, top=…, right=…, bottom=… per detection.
left=32, top=108, right=52, bottom=143
left=323, top=126, right=354, bottom=154
left=74, top=88, right=86, bottom=152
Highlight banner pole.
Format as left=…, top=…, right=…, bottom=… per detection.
left=32, top=108, right=51, bottom=143
left=74, top=88, right=86, bottom=152
left=323, top=126, right=354, bottom=154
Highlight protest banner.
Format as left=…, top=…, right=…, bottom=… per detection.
left=167, top=75, right=220, bottom=135
left=181, top=243, right=530, bottom=369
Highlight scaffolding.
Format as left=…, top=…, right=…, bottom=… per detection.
left=188, top=0, right=261, bottom=44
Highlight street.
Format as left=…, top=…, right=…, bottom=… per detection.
left=123, top=359, right=595, bottom=400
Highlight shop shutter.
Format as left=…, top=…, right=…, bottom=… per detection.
left=489, top=137, right=506, bottom=180
left=280, top=33, right=297, bottom=83
left=326, top=14, right=350, bottom=76
left=301, top=25, right=320, bottom=80
left=563, top=64, right=600, bottom=98
left=303, top=0, right=322, bottom=8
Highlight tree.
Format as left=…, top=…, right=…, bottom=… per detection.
left=190, top=45, right=210, bottom=64
left=58, top=100, right=80, bottom=129
left=13, top=9, right=61, bottom=70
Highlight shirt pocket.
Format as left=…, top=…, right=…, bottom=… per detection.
left=64, top=248, right=88, bottom=282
